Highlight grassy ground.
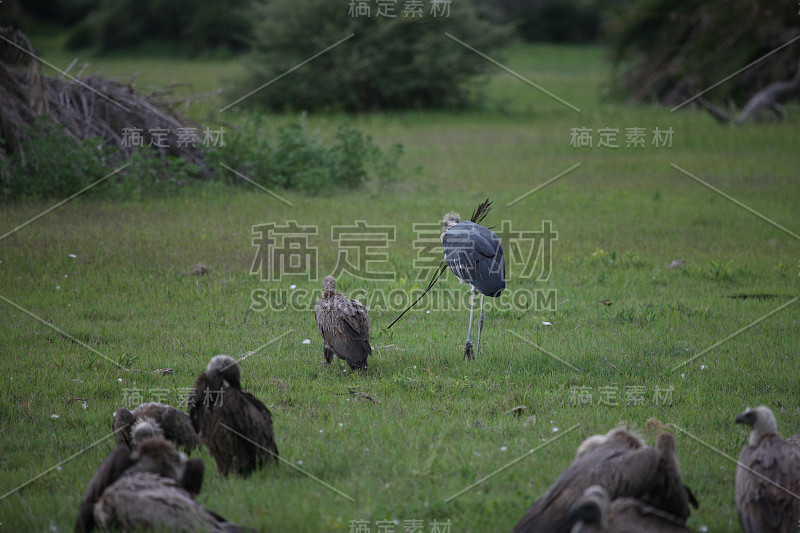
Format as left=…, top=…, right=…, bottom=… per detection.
left=1, top=41, right=799, bottom=532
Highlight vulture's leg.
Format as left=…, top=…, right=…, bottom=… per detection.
left=475, top=293, right=485, bottom=358
left=464, top=285, right=475, bottom=360
left=323, top=347, right=334, bottom=365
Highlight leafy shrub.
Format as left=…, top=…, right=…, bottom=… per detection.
left=0, top=118, right=201, bottom=200
left=64, top=0, right=250, bottom=53
left=234, top=0, right=511, bottom=111
left=212, top=115, right=404, bottom=194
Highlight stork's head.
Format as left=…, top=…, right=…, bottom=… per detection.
left=441, top=211, right=460, bottom=234
left=322, top=275, right=337, bottom=297
left=736, top=405, right=780, bottom=446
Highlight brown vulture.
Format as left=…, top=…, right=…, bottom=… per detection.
left=74, top=437, right=243, bottom=532
left=112, top=402, right=200, bottom=453
left=735, top=405, right=800, bottom=533
left=189, top=355, right=279, bottom=476
left=566, top=485, right=695, bottom=533
left=314, top=275, right=371, bottom=369
left=513, top=429, right=696, bottom=533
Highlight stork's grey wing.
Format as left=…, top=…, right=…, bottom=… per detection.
left=442, top=221, right=505, bottom=297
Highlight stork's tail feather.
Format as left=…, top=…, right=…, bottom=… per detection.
left=470, top=199, right=493, bottom=225
left=386, top=261, right=447, bottom=329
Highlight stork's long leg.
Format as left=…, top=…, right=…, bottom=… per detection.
left=475, top=294, right=485, bottom=358
left=464, top=285, right=475, bottom=360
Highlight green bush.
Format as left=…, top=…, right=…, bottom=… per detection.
left=212, top=115, right=404, bottom=194
left=0, top=119, right=201, bottom=200
left=234, top=0, right=511, bottom=111
left=64, top=0, right=250, bottom=53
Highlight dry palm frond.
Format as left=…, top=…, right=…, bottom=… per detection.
left=0, top=26, right=213, bottom=178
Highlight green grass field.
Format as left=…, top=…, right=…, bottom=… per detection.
left=1, top=41, right=799, bottom=532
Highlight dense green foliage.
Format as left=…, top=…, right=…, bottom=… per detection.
left=62, top=0, right=250, bottom=53
left=0, top=118, right=404, bottom=200
left=214, top=116, right=404, bottom=194
left=0, top=119, right=205, bottom=200
left=609, top=0, right=800, bottom=104
left=235, top=0, right=511, bottom=111
left=475, top=0, right=603, bottom=43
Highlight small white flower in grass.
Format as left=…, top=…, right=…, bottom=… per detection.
left=542, top=321, right=552, bottom=326
left=55, top=285, right=60, bottom=290
left=385, top=483, right=390, bottom=489
left=552, top=426, right=559, bottom=432
left=117, top=378, right=122, bottom=383
left=413, top=365, right=417, bottom=369
left=338, top=422, right=343, bottom=427
left=700, top=364, right=707, bottom=370
left=51, top=414, right=59, bottom=419
left=319, top=429, right=323, bottom=433
left=68, top=254, right=77, bottom=258
left=81, top=402, right=88, bottom=410
left=699, top=527, right=708, bottom=533
left=426, top=310, right=430, bottom=314
left=500, top=446, right=508, bottom=452
left=55, top=466, right=62, bottom=472
left=290, top=284, right=296, bottom=289
left=302, top=339, right=311, bottom=345
left=680, top=373, right=685, bottom=379
left=297, top=460, right=303, bottom=465
left=64, top=274, right=68, bottom=278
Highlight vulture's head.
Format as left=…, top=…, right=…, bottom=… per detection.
left=113, top=408, right=135, bottom=429
left=206, top=355, right=241, bottom=389
left=132, top=418, right=163, bottom=447
left=567, top=485, right=608, bottom=528
left=441, top=211, right=460, bottom=234
left=605, top=427, right=645, bottom=450
left=131, top=437, right=187, bottom=481
left=656, top=431, right=676, bottom=456
left=322, top=275, right=337, bottom=297
left=575, top=434, right=606, bottom=459
left=736, top=406, right=780, bottom=446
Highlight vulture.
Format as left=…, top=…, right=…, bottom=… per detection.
left=566, top=485, right=695, bottom=533
left=513, top=429, right=696, bottom=533
left=113, top=402, right=200, bottom=453
left=314, top=275, right=371, bottom=369
left=75, top=436, right=243, bottom=532
left=189, top=355, right=279, bottom=476
left=574, top=428, right=644, bottom=460
left=735, top=405, right=800, bottom=533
